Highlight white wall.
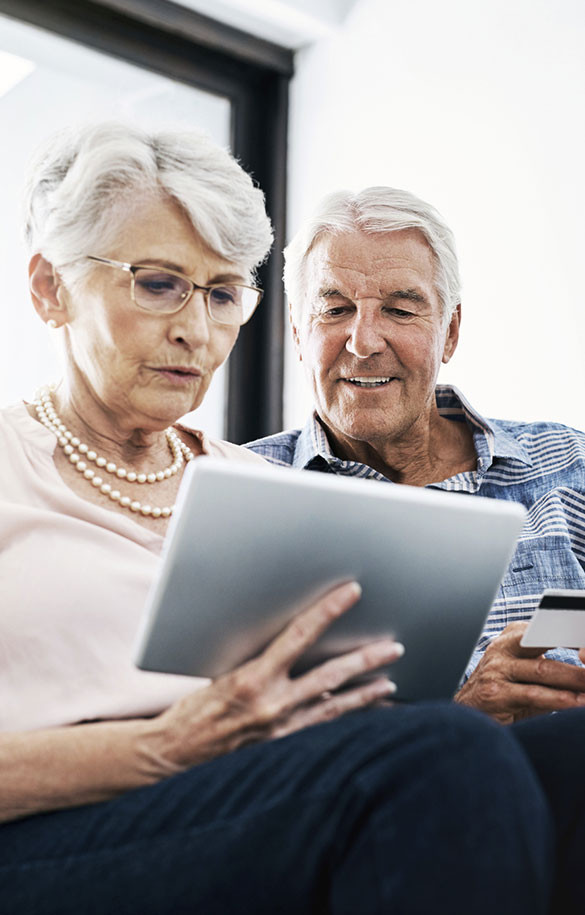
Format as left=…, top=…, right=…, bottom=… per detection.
left=284, top=0, right=585, bottom=430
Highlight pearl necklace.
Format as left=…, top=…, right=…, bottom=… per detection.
left=34, top=386, right=194, bottom=518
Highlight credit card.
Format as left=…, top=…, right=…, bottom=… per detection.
left=521, top=590, right=585, bottom=648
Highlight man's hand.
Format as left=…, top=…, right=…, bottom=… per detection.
left=455, top=622, right=585, bottom=724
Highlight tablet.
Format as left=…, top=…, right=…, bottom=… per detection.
left=134, top=457, right=526, bottom=701
left=521, top=590, right=585, bottom=648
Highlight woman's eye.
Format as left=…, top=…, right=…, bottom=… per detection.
left=136, top=273, right=183, bottom=296
left=144, top=281, right=175, bottom=294
left=211, top=288, right=237, bottom=305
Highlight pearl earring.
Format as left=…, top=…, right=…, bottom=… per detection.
left=47, top=319, right=58, bottom=329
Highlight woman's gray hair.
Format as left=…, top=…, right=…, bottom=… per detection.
left=284, top=186, right=460, bottom=324
left=23, top=122, right=274, bottom=286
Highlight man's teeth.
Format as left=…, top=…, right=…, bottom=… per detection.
left=346, top=376, right=393, bottom=387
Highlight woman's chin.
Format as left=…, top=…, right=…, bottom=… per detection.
left=138, top=388, right=205, bottom=426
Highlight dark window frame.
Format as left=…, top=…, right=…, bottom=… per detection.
left=0, top=0, right=292, bottom=442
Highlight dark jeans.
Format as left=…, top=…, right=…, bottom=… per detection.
left=0, top=703, right=567, bottom=915
left=513, top=710, right=585, bottom=914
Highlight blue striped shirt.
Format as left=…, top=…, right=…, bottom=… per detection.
left=246, top=386, right=585, bottom=678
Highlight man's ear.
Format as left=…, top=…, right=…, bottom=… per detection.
left=289, top=301, right=302, bottom=362
left=29, top=254, right=70, bottom=328
left=442, top=303, right=461, bottom=364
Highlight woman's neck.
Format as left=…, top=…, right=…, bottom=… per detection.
left=49, top=383, right=175, bottom=472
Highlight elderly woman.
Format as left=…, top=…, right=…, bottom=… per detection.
left=0, top=123, right=558, bottom=914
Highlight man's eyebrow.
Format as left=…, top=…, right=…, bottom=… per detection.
left=386, top=288, right=427, bottom=304
left=316, top=286, right=429, bottom=304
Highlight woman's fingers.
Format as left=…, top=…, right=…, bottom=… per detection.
left=263, top=581, right=363, bottom=671
left=291, top=638, right=404, bottom=704
left=194, top=581, right=405, bottom=756
left=272, top=677, right=395, bottom=739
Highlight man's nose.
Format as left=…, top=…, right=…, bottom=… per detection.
left=345, top=307, right=388, bottom=359
left=168, top=290, right=211, bottom=348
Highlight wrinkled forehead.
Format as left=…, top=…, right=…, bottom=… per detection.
left=304, top=228, right=437, bottom=301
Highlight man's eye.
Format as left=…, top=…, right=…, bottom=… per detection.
left=387, top=308, right=415, bottom=319
left=315, top=302, right=351, bottom=319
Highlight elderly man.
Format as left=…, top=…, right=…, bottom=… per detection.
left=246, top=186, right=585, bottom=726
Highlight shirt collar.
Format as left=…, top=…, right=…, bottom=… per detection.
left=292, top=412, right=335, bottom=469
left=292, top=385, right=533, bottom=474
left=436, top=385, right=532, bottom=470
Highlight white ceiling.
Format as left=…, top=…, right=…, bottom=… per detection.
left=170, top=0, right=358, bottom=48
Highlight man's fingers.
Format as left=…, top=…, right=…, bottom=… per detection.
left=503, top=683, right=585, bottom=715
left=292, top=639, right=404, bottom=703
left=491, top=622, right=551, bottom=659
left=458, top=674, right=585, bottom=721
left=262, top=581, right=362, bottom=671
left=508, top=656, right=585, bottom=691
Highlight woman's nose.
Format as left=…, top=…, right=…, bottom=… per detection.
left=168, top=290, right=211, bottom=348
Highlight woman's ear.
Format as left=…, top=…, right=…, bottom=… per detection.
left=29, top=254, right=69, bottom=328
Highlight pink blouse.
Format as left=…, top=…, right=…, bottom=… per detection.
left=0, top=402, right=265, bottom=732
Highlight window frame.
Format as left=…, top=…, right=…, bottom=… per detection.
left=0, top=0, right=292, bottom=442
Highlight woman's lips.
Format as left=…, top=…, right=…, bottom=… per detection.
left=153, top=367, right=202, bottom=385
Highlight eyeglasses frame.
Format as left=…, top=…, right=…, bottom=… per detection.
left=85, top=255, right=263, bottom=326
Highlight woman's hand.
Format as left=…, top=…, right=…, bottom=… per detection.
left=146, top=581, right=404, bottom=772
left=0, top=582, right=402, bottom=822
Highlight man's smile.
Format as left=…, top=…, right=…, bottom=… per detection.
left=342, top=375, right=398, bottom=388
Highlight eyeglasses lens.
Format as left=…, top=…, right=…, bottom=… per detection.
left=209, top=286, right=254, bottom=325
left=133, top=269, right=191, bottom=312
left=133, top=268, right=260, bottom=325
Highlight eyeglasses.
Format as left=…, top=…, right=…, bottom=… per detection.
left=86, top=255, right=263, bottom=326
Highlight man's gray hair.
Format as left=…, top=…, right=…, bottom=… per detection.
left=23, top=122, right=274, bottom=287
left=284, top=186, right=460, bottom=323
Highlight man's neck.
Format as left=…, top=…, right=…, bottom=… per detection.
left=321, top=412, right=477, bottom=487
